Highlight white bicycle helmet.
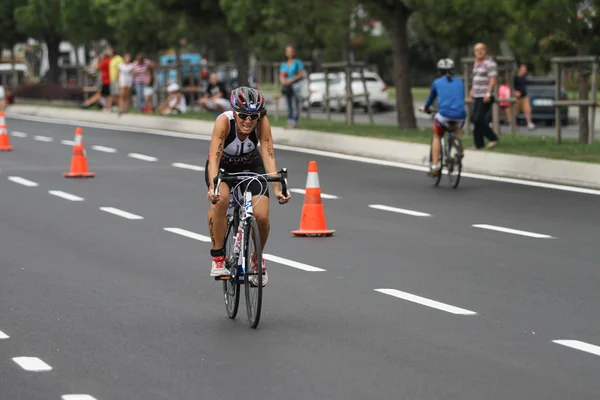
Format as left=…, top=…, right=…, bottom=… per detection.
left=436, top=58, right=455, bottom=71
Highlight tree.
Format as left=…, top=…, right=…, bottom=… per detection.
left=15, top=0, right=64, bottom=83
left=62, top=0, right=113, bottom=57
left=415, top=0, right=515, bottom=55
left=95, top=0, right=187, bottom=57
left=220, top=0, right=360, bottom=67
left=363, top=1, right=415, bottom=129
left=157, top=0, right=252, bottom=87
left=512, top=0, right=600, bottom=144
left=0, top=0, right=28, bottom=85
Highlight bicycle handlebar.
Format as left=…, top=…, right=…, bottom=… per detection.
left=212, top=168, right=290, bottom=205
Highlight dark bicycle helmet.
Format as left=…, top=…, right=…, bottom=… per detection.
left=230, top=86, right=266, bottom=115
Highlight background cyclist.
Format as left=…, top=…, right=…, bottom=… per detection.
left=419, top=58, right=466, bottom=176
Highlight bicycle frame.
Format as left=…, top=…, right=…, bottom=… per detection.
left=212, top=167, right=289, bottom=280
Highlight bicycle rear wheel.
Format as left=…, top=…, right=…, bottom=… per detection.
left=243, top=216, right=263, bottom=329
left=447, top=137, right=462, bottom=189
left=223, top=214, right=240, bottom=319
left=430, top=136, right=443, bottom=187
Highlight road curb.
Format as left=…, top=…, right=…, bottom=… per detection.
left=5, top=104, right=600, bottom=190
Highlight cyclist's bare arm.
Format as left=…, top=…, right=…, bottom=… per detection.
left=208, top=115, right=229, bottom=190
left=257, top=116, right=282, bottom=194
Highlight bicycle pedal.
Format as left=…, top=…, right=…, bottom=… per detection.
left=214, top=275, right=232, bottom=281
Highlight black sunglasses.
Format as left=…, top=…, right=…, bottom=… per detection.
left=236, top=112, right=260, bottom=120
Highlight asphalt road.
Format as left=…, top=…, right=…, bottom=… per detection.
left=1, top=116, right=599, bottom=400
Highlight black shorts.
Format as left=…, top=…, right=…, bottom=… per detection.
left=101, top=84, right=110, bottom=97
left=204, top=159, right=270, bottom=198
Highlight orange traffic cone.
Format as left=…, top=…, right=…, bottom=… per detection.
left=0, top=111, right=13, bottom=151
left=63, top=127, right=95, bottom=178
left=291, top=161, right=335, bottom=237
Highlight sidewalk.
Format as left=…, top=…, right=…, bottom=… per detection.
left=5, top=104, right=600, bottom=190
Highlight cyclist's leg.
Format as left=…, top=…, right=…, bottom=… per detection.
left=431, top=116, right=444, bottom=173
left=205, top=160, right=232, bottom=276
left=246, top=165, right=270, bottom=286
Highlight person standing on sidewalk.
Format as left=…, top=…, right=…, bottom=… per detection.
left=279, top=45, right=304, bottom=129
left=469, top=42, right=499, bottom=149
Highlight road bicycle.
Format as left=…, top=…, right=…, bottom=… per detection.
left=420, top=108, right=464, bottom=189
left=212, top=167, right=289, bottom=329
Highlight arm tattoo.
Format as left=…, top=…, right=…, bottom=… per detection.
left=215, top=140, right=223, bottom=159
left=209, top=217, right=215, bottom=247
left=265, top=137, right=274, bottom=159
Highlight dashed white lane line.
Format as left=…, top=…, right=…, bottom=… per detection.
left=8, top=176, right=38, bottom=187
left=164, top=227, right=211, bottom=242
left=290, top=188, right=338, bottom=199
left=99, top=207, right=143, bottom=220
left=92, top=145, right=117, bottom=153
left=263, top=254, right=326, bottom=272
left=128, top=152, right=157, bottom=162
left=8, top=114, right=600, bottom=197
left=375, top=289, right=477, bottom=315
left=34, top=135, right=53, bottom=142
left=62, top=395, right=98, bottom=400
left=369, top=204, right=432, bottom=217
left=49, top=190, right=84, bottom=202
left=12, top=357, right=53, bottom=371
left=472, top=224, right=554, bottom=239
left=172, top=162, right=205, bottom=171
left=553, top=340, right=600, bottom=357
left=0, top=330, right=9, bottom=339
left=11, top=131, right=27, bottom=137
left=61, top=139, right=76, bottom=146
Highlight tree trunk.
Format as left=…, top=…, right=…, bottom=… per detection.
left=10, top=47, right=18, bottom=88
left=389, top=5, right=417, bottom=129
left=228, top=31, right=249, bottom=88
left=45, top=35, right=61, bottom=84
left=577, top=43, right=590, bottom=144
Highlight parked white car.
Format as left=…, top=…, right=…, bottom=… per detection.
left=300, top=72, right=345, bottom=110
left=334, top=70, right=391, bottom=112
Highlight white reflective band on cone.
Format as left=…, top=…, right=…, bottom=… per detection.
left=306, top=172, right=320, bottom=188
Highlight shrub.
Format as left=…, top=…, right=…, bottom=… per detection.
left=13, top=84, right=84, bottom=102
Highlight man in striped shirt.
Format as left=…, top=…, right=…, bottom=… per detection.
left=469, top=43, right=499, bottom=149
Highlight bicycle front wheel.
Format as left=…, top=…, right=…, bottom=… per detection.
left=447, top=137, right=462, bottom=189
left=223, top=215, right=240, bottom=319
left=243, top=216, right=263, bottom=329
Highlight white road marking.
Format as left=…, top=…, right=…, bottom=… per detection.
left=92, top=145, right=117, bottom=153
left=48, top=190, right=84, bottom=202
left=172, top=162, right=205, bottom=171
left=10, top=114, right=600, bottom=196
left=369, top=204, right=431, bottom=217
left=263, top=254, right=326, bottom=272
left=128, top=153, right=157, bottom=162
left=472, top=224, right=554, bottom=239
left=0, top=330, right=9, bottom=339
left=62, top=396, right=98, bottom=400
left=553, top=340, right=600, bottom=357
left=290, top=188, right=338, bottom=199
left=99, top=207, right=143, bottom=220
left=12, top=357, right=53, bottom=371
left=375, top=289, right=477, bottom=315
left=11, top=131, right=27, bottom=137
left=34, top=135, right=53, bottom=142
left=164, top=227, right=211, bottom=242
left=61, top=139, right=76, bottom=146
left=8, top=176, right=38, bottom=187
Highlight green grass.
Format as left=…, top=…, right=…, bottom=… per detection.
left=566, top=89, right=600, bottom=101
left=16, top=101, right=600, bottom=164
left=258, top=83, right=431, bottom=103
